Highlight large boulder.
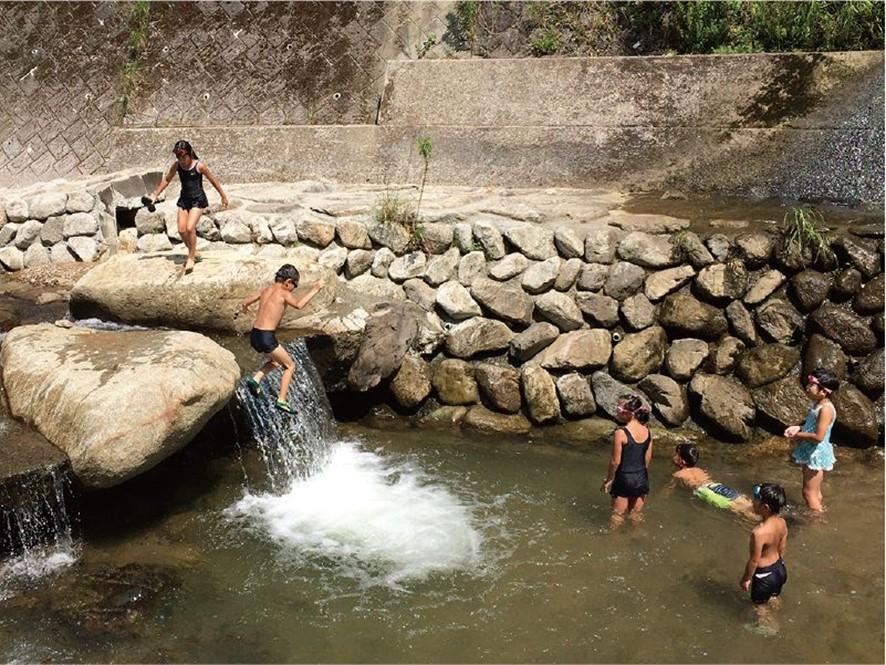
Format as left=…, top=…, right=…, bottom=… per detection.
left=522, top=257, right=560, bottom=294
left=603, top=261, right=646, bottom=300
left=831, top=384, right=879, bottom=446
left=854, top=274, right=885, bottom=315
left=431, top=359, right=479, bottom=405
left=463, top=406, right=531, bottom=435
left=830, top=268, right=863, bottom=302
left=390, top=354, right=432, bottom=409
left=522, top=365, right=560, bottom=424
left=556, top=373, right=596, bottom=418
left=475, top=363, right=522, bottom=414
left=348, top=303, right=420, bottom=391
left=734, top=232, right=774, bottom=267
left=610, top=326, right=667, bottom=382
left=445, top=318, right=514, bottom=359
left=336, top=219, right=372, bottom=249
left=688, top=373, right=756, bottom=441
left=751, top=376, right=809, bottom=432
left=620, top=293, right=656, bottom=331
left=638, top=374, right=688, bottom=426
left=708, top=336, right=745, bottom=375
left=658, top=292, right=728, bottom=340
left=809, top=303, right=877, bottom=356
left=835, top=234, right=881, bottom=279
left=665, top=338, right=709, bottom=381
left=694, top=261, right=749, bottom=303
left=509, top=322, right=560, bottom=363
left=734, top=344, right=801, bottom=388
left=803, top=334, right=848, bottom=381
left=471, top=277, right=534, bottom=327
left=488, top=253, right=529, bottom=281
left=0, top=324, right=239, bottom=488
left=644, top=265, right=695, bottom=302
left=70, top=253, right=340, bottom=333
left=473, top=221, right=506, bottom=259
left=576, top=292, right=620, bottom=328
left=617, top=232, right=680, bottom=268
left=534, top=291, right=583, bottom=331
left=852, top=348, right=884, bottom=396
left=424, top=247, right=460, bottom=286
left=725, top=301, right=759, bottom=346
left=790, top=270, right=831, bottom=312
left=591, top=372, right=651, bottom=420
left=503, top=224, right=557, bottom=260
left=535, top=329, right=612, bottom=371
left=743, top=269, right=786, bottom=307
left=755, top=298, right=804, bottom=345
left=584, top=227, right=620, bottom=263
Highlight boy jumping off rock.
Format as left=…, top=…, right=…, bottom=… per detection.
left=240, top=264, right=324, bottom=413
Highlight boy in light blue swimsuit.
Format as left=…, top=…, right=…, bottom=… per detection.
left=785, top=368, right=838, bottom=514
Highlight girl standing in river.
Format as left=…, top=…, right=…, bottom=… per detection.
left=601, top=394, right=653, bottom=528
left=785, top=367, right=839, bottom=514
left=146, top=140, right=228, bottom=274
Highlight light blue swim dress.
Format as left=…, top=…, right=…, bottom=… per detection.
left=792, top=402, right=837, bottom=471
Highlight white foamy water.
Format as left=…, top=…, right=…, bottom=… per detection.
left=0, top=542, right=78, bottom=601
left=72, top=318, right=150, bottom=331
left=229, top=440, right=483, bottom=585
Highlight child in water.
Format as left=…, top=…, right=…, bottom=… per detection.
left=239, top=264, right=324, bottom=414
left=145, top=140, right=229, bottom=274
left=601, top=394, right=652, bottom=527
left=671, top=443, right=757, bottom=520
left=740, top=483, right=788, bottom=631
left=785, top=368, right=838, bottom=514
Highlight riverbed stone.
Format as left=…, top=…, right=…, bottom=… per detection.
left=135, top=207, right=166, bottom=235
left=609, top=211, right=689, bottom=233
left=388, top=251, right=427, bottom=282
left=554, top=258, right=583, bottom=291
left=436, top=280, right=481, bottom=320
left=554, top=228, right=585, bottom=259
left=591, top=372, right=651, bottom=420
left=473, top=221, right=505, bottom=259
left=522, top=257, right=560, bottom=294
left=416, top=405, right=468, bottom=429
left=347, top=274, right=405, bottom=302
left=575, top=292, right=619, bottom=328
left=196, top=217, right=221, bottom=242
left=62, top=213, right=98, bottom=239
left=318, top=245, right=349, bottom=274
left=556, top=373, right=596, bottom=417
left=432, top=359, right=479, bottom=405
left=522, top=365, right=560, bottom=424
left=348, top=303, right=419, bottom=392
left=852, top=348, right=884, bottom=396
left=617, top=232, right=680, bottom=268
left=725, top=300, right=759, bottom=346
left=708, top=336, right=745, bottom=375
left=509, top=322, right=560, bottom=362
left=368, top=222, right=411, bottom=254
left=803, top=334, right=848, bottom=381
left=344, top=249, right=374, bottom=279
left=28, top=192, right=67, bottom=220
left=659, top=292, right=728, bottom=340
left=458, top=251, right=487, bottom=286
left=705, top=234, right=732, bottom=262
left=463, top=406, right=531, bottom=434
left=421, top=223, right=453, bottom=254
left=576, top=263, right=609, bottom=291
left=584, top=227, right=620, bottom=264
left=752, top=376, right=809, bottom=431
left=23, top=242, right=51, bottom=267
left=39, top=216, right=65, bottom=245
left=743, top=269, right=786, bottom=306
left=65, top=191, right=95, bottom=214
left=219, top=218, right=252, bottom=244
left=755, top=298, right=804, bottom=345
left=695, top=260, right=749, bottom=302
left=620, top=293, right=656, bottom=330
left=136, top=233, right=173, bottom=253
left=837, top=234, right=881, bottom=279
left=446, top=317, right=514, bottom=359
left=677, top=231, right=715, bottom=269
left=0, top=222, right=19, bottom=245
left=535, top=291, right=583, bottom=331
left=830, top=268, right=863, bottom=302
left=371, top=247, right=396, bottom=278
left=453, top=223, right=473, bottom=253
left=665, top=338, right=709, bottom=381
left=604, top=261, right=645, bottom=300
left=390, top=354, right=432, bottom=409
left=0, top=246, right=24, bottom=270
left=504, top=224, right=557, bottom=260
left=854, top=274, right=885, bottom=314
left=789, top=270, right=831, bottom=312
left=336, top=219, right=372, bottom=249
left=535, top=329, right=612, bottom=371
left=475, top=363, right=522, bottom=413
left=688, top=373, right=756, bottom=441
left=67, top=236, right=99, bottom=263
left=831, top=384, right=879, bottom=446
left=14, top=220, right=43, bottom=249
left=644, top=265, right=695, bottom=302
left=0, top=324, right=239, bottom=488
left=734, top=344, right=800, bottom=388
left=471, top=277, right=533, bottom=327
left=638, top=374, right=688, bottom=426
left=424, top=247, right=460, bottom=286
left=809, top=303, right=877, bottom=356
left=488, top=253, right=529, bottom=280
left=4, top=198, right=28, bottom=222
left=735, top=232, right=774, bottom=267
left=611, top=326, right=667, bottom=382
left=49, top=242, right=75, bottom=264
left=403, top=279, right=437, bottom=311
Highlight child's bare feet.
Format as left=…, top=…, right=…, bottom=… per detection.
left=184, top=257, right=195, bottom=274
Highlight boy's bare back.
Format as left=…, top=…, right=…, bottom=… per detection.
left=752, top=515, right=788, bottom=566
left=672, top=466, right=710, bottom=489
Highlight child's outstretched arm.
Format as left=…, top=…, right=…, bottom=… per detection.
left=148, top=163, right=177, bottom=202
left=199, top=162, right=229, bottom=209
left=600, top=429, right=625, bottom=493
left=287, top=279, right=325, bottom=310
left=240, top=290, right=262, bottom=314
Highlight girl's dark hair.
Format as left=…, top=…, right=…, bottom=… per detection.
left=757, top=483, right=787, bottom=514
left=618, top=394, right=650, bottom=424
left=173, top=140, right=198, bottom=159
left=275, top=263, right=299, bottom=285
left=809, top=367, right=840, bottom=392
left=675, top=443, right=699, bottom=467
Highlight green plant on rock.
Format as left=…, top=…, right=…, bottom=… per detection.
left=119, top=0, right=152, bottom=119
left=415, top=136, right=433, bottom=221
left=781, top=206, right=836, bottom=264
left=374, top=189, right=416, bottom=228
left=417, top=34, right=438, bottom=58
left=530, top=27, right=560, bottom=55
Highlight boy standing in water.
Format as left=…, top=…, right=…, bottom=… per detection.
left=240, top=264, right=324, bottom=414
left=740, top=483, right=788, bottom=631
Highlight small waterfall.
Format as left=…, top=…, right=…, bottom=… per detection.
left=235, top=339, right=335, bottom=490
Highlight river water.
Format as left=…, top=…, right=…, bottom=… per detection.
left=0, top=417, right=882, bottom=662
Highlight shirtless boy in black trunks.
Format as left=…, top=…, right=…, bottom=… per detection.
left=240, top=264, right=324, bottom=413
left=740, top=483, right=788, bottom=632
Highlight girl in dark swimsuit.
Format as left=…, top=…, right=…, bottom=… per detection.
left=146, top=140, right=228, bottom=273
left=601, top=394, right=653, bottom=528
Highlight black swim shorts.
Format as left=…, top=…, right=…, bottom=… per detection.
left=177, top=193, right=209, bottom=210
left=249, top=328, right=279, bottom=354
left=751, top=558, right=787, bottom=604
left=610, top=470, right=650, bottom=498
